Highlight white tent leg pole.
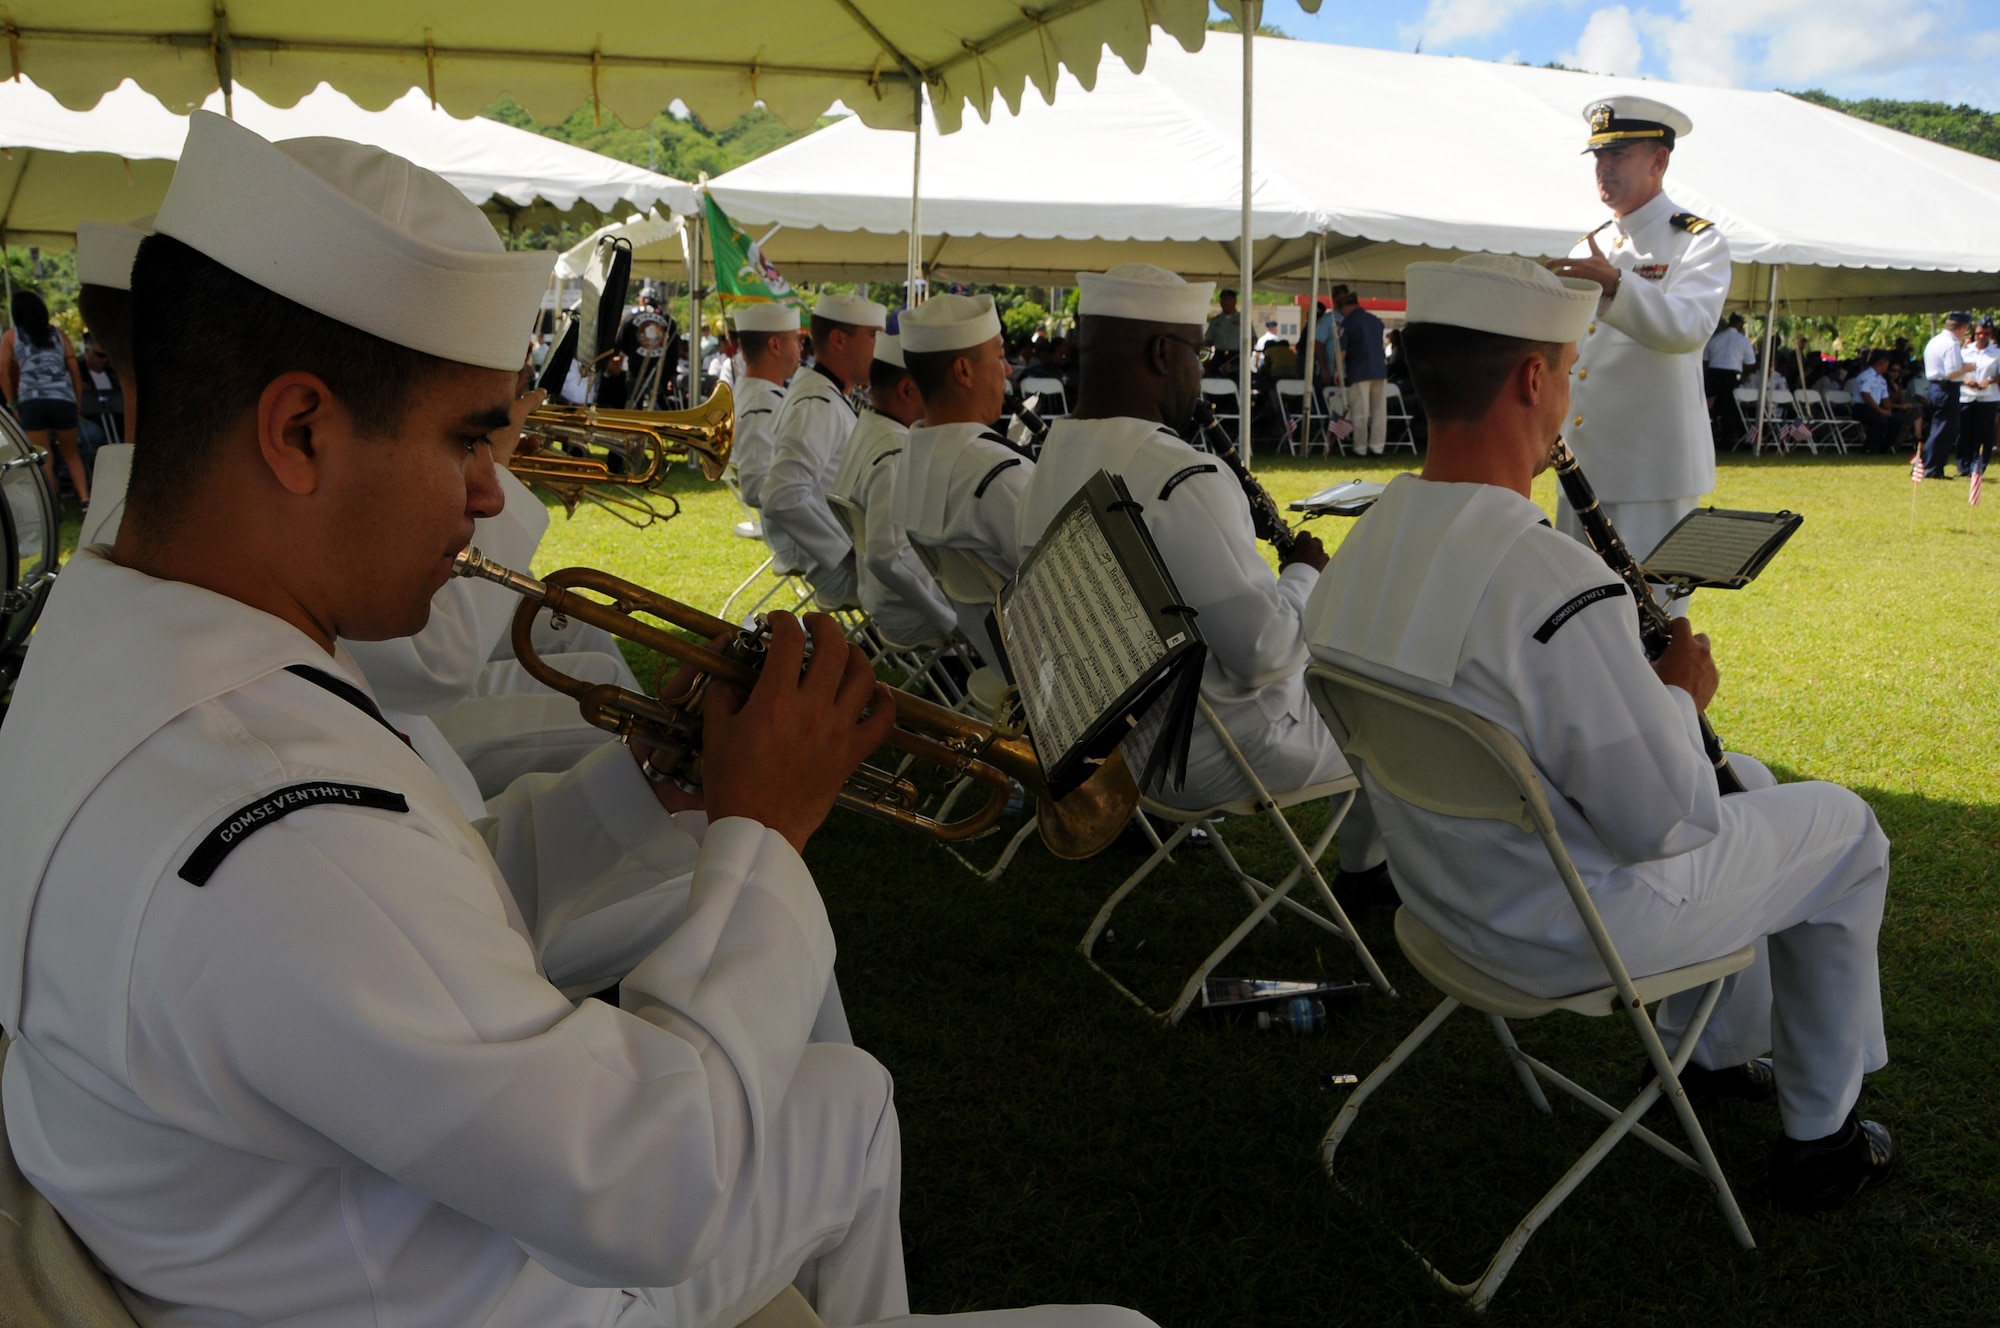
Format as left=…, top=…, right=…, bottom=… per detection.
left=1753, top=265, right=1777, bottom=456
left=908, top=86, right=925, bottom=308
left=1239, top=7, right=1257, bottom=461
left=1304, top=231, right=1322, bottom=449
left=689, top=184, right=706, bottom=406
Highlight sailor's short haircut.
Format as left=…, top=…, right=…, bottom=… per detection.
left=1401, top=322, right=1564, bottom=424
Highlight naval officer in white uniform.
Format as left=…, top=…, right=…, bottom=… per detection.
left=827, top=334, right=958, bottom=647
left=893, top=294, right=1032, bottom=669
left=723, top=301, right=801, bottom=532
left=1549, top=96, right=1731, bottom=570
left=1304, top=253, right=1896, bottom=1214
left=762, top=293, right=887, bottom=607
left=1013, top=264, right=1383, bottom=881
left=0, top=113, right=1155, bottom=1328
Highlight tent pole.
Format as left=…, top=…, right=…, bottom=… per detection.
left=689, top=184, right=705, bottom=406
left=907, top=85, right=925, bottom=308
left=1303, top=231, right=1322, bottom=451
left=1753, top=264, right=1778, bottom=456
left=1239, top=6, right=1257, bottom=461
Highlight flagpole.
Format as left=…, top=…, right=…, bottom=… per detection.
left=690, top=175, right=707, bottom=407
left=1753, top=265, right=1778, bottom=455
left=907, top=84, right=925, bottom=309
left=1238, top=5, right=1258, bottom=462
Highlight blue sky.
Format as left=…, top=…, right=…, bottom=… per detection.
left=1230, top=0, right=2000, bottom=111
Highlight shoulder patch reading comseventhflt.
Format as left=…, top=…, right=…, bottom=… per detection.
left=1158, top=463, right=1219, bottom=500
left=1532, top=582, right=1630, bottom=644
left=1670, top=212, right=1713, bottom=234
left=974, top=457, right=1023, bottom=498
left=179, top=782, right=410, bottom=886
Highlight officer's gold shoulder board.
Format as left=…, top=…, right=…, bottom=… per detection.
left=1670, top=212, right=1714, bottom=234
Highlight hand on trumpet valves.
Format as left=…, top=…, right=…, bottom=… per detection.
left=1651, top=615, right=1719, bottom=712
left=1280, top=528, right=1329, bottom=572
left=701, top=611, right=897, bottom=854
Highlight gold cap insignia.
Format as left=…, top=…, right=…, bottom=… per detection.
left=1589, top=104, right=1613, bottom=133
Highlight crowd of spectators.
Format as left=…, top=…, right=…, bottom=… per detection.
left=0, top=290, right=126, bottom=514
left=1701, top=313, right=1999, bottom=470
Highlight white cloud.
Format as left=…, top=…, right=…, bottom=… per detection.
left=1566, top=6, right=1646, bottom=75
left=1629, top=0, right=1952, bottom=90
left=1405, top=0, right=1549, bottom=48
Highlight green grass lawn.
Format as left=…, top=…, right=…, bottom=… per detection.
left=55, top=448, right=1998, bottom=1325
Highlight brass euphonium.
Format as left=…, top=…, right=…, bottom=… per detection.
left=452, top=548, right=1141, bottom=856
left=508, top=382, right=736, bottom=528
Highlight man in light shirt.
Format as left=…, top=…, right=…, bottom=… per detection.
left=1960, top=318, right=2000, bottom=476
left=1848, top=350, right=1905, bottom=455
left=1920, top=312, right=1973, bottom=478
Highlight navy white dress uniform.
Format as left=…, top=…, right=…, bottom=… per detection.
left=892, top=294, right=1034, bottom=666
left=1303, top=255, right=1890, bottom=1145
left=1012, top=265, right=1379, bottom=873
left=827, top=335, right=958, bottom=647
left=724, top=301, right=796, bottom=515
left=762, top=293, right=887, bottom=606
left=1560, top=98, right=1731, bottom=565
left=0, top=114, right=1161, bottom=1328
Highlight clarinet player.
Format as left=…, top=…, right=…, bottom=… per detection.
left=1014, top=264, right=1387, bottom=902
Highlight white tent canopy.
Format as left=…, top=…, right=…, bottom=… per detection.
left=1, top=0, right=1212, bottom=136
left=0, top=76, right=694, bottom=248
left=707, top=37, right=2000, bottom=314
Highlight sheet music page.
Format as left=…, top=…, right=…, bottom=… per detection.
left=1644, top=511, right=1784, bottom=583
left=1006, top=503, right=1179, bottom=762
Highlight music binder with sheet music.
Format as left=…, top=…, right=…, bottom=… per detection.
left=1000, top=471, right=1208, bottom=799
left=1640, top=507, right=1804, bottom=591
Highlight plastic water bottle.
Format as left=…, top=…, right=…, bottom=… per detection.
left=1256, top=995, right=1326, bottom=1035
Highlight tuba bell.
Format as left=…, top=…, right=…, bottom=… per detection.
left=451, top=548, right=1140, bottom=857
left=508, top=382, right=735, bottom=527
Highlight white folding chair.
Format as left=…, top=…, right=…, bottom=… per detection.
left=1380, top=382, right=1419, bottom=452
left=1078, top=696, right=1398, bottom=1023
left=1792, top=389, right=1858, bottom=453
left=0, top=1039, right=141, bottom=1326
left=1304, top=662, right=1756, bottom=1311
left=1198, top=379, right=1241, bottom=443
left=1730, top=387, right=1765, bottom=451
left=1018, top=376, right=1069, bottom=418
left=1274, top=379, right=1319, bottom=454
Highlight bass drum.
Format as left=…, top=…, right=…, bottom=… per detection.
left=2, top=408, right=61, bottom=679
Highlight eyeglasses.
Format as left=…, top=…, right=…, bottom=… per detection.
left=1160, top=333, right=1214, bottom=364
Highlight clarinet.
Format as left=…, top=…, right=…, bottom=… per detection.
left=1191, top=399, right=1297, bottom=560
left=1013, top=401, right=1051, bottom=460
left=1551, top=440, right=1746, bottom=796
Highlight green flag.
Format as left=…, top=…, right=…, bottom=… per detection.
left=705, top=193, right=803, bottom=317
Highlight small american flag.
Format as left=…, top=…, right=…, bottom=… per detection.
left=1330, top=417, right=1355, bottom=441
left=1972, top=469, right=1984, bottom=507
left=1912, top=449, right=1926, bottom=484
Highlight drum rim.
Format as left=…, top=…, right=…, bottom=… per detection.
left=1, top=408, right=61, bottom=657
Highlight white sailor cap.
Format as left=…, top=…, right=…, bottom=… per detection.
left=153, top=113, right=552, bottom=371
left=812, top=290, right=888, bottom=329
left=733, top=301, right=802, bottom=332
left=1583, top=95, right=1693, bottom=151
left=1076, top=263, right=1213, bottom=326
left=77, top=216, right=153, bottom=291
left=898, top=293, right=1000, bottom=353
left=1405, top=254, right=1599, bottom=344
left=874, top=332, right=906, bottom=368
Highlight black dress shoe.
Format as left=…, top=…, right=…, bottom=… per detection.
left=1331, top=862, right=1398, bottom=911
left=1640, top=1056, right=1776, bottom=1105
left=1770, top=1111, right=1899, bottom=1213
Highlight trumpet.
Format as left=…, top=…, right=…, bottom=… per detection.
left=451, top=548, right=1141, bottom=856
left=509, top=383, right=736, bottom=528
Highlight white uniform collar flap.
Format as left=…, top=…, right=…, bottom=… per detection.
left=906, top=421, right=1007, bottom=534
left=1307, top=474, right=1549, bottom=687
left=0, top=549, right=340, bottom=1029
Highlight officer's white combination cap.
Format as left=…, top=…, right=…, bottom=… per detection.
left=154, top=111, right=553, bottom=372
left=1405, top=254, right=1599, bottom=343
left=77, top=216, right=153, bottom=291
left=1583, top=95, right=1693, bottom=150
left=733, top=302, right=801, bottom=332
left=813, top=291, right=888, bottom=329
left=874, top=333, right=906, bottom=368
left=898, top=293, right=1000, bottom=353
left=1076, top=263, right=1214, bottom=325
